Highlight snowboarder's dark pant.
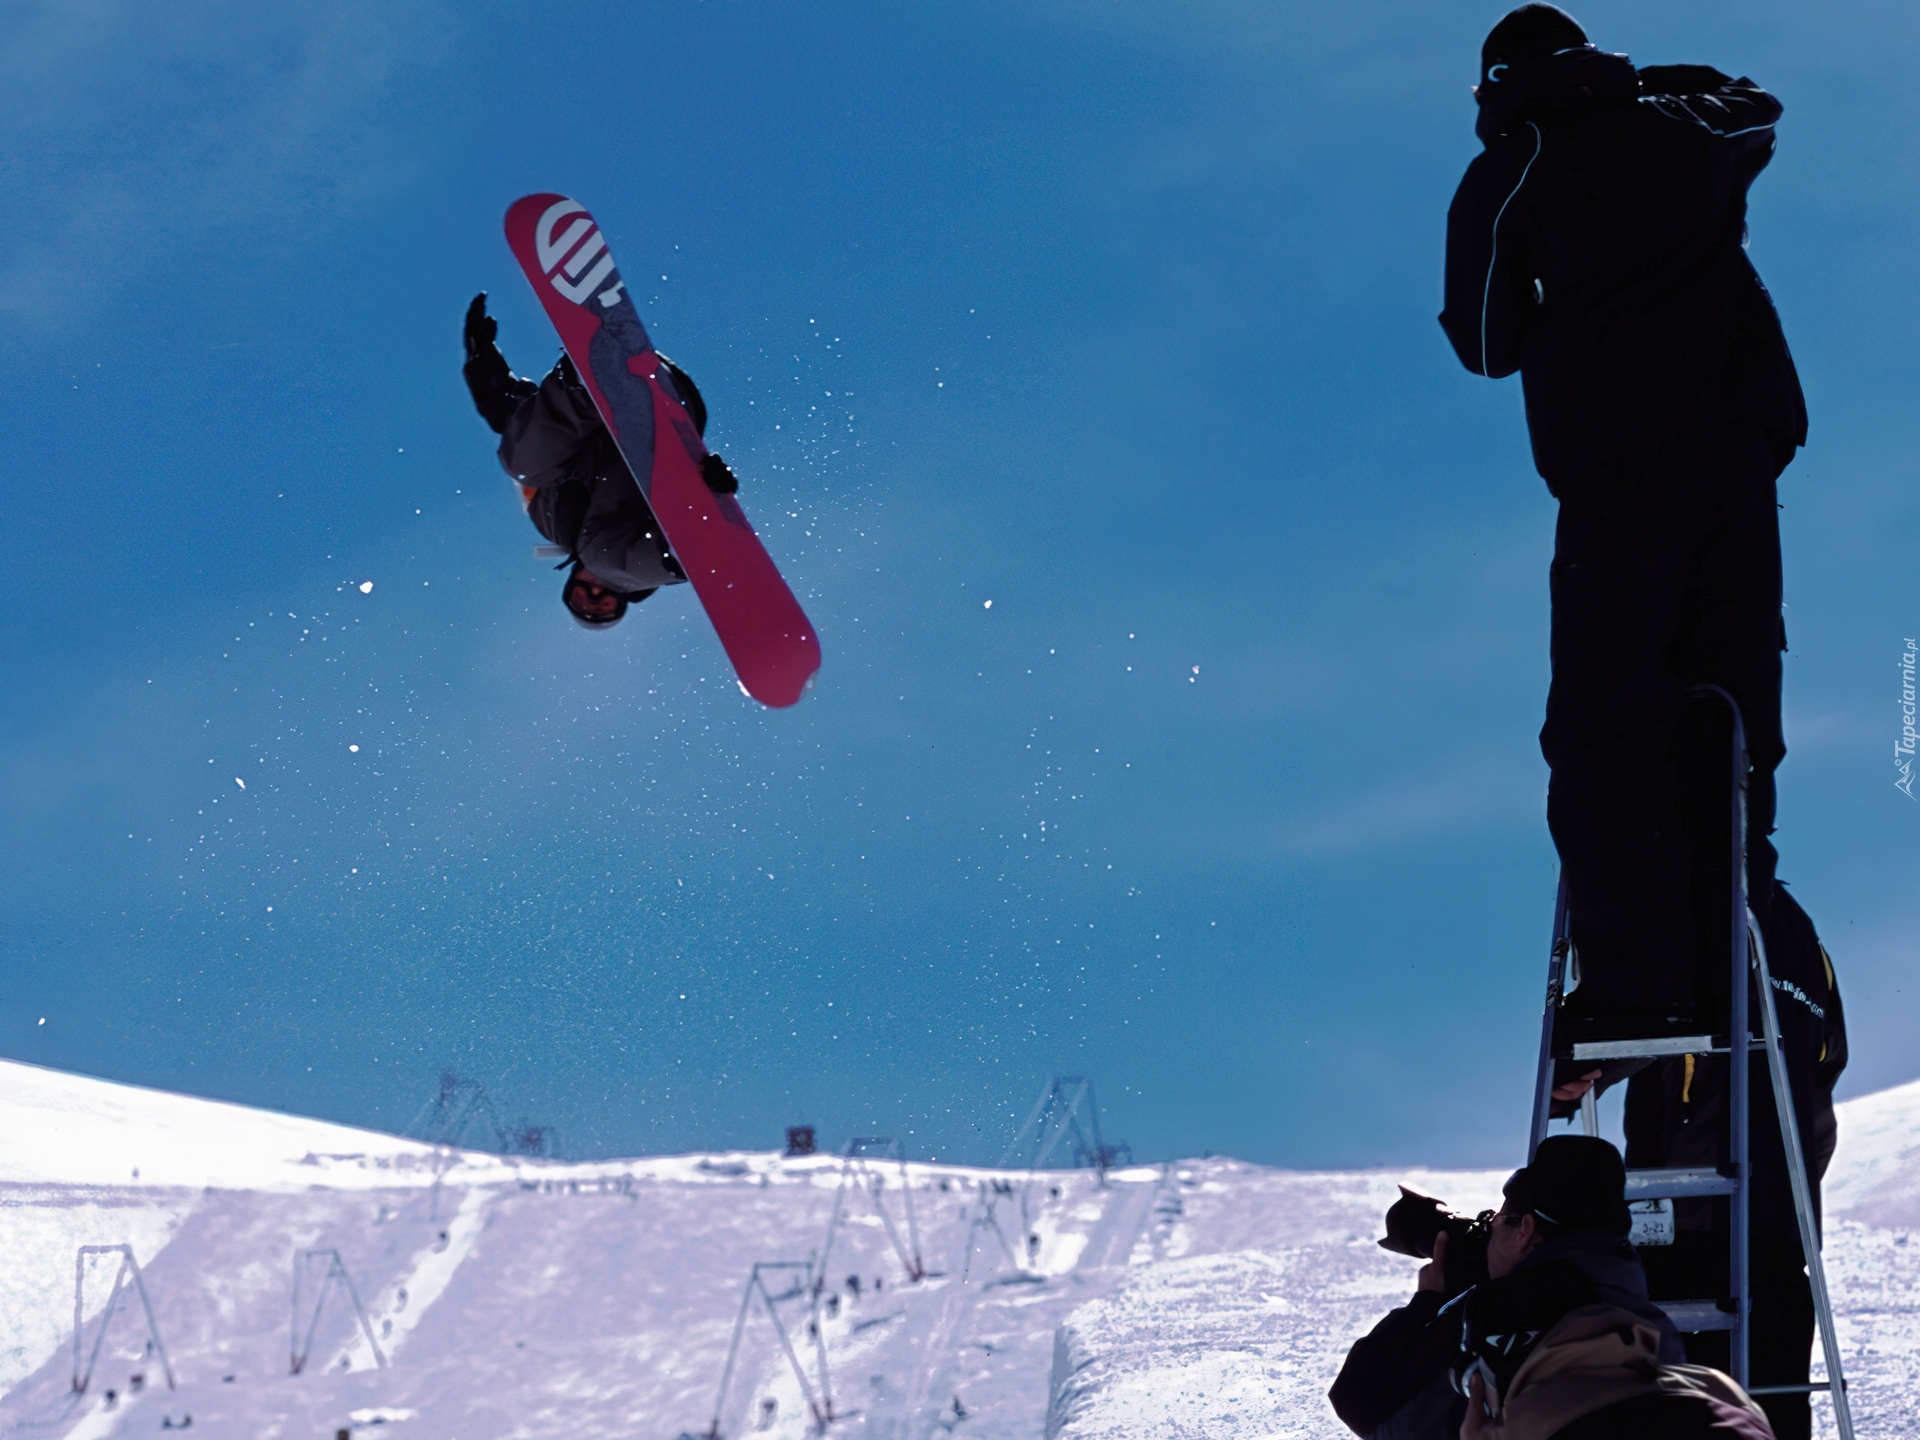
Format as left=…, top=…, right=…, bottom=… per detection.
left=1540, top=422, right=1786, bottom=1021
left=1641, top=1234, right=1817, bottom=1440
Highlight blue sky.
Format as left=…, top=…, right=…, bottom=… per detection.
left=1, top=0, right=1914, bottom=1168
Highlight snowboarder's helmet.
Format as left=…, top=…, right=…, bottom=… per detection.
left=1481, top=4, right=1588, bottom=87
left=563, top=564, right=631, bottom=629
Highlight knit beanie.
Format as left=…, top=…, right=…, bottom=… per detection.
left=1502, top=1135, right=1631, bottom=1234
left=1481, top=4, right=1589, bottom=85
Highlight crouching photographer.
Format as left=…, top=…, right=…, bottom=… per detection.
left=1325, top=1188, right=1495, bottom=1438
left=1331, top=1136, right=1773, bottom=1439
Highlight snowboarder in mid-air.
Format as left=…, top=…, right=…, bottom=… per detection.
left=461, top=292, right=739, bottom=630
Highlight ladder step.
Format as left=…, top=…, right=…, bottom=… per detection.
left=1566, top=1035, right=1766, bottom=1060
left=1570, top=1035, right=1719, bottom=1059
left=1656, top=1299, right=1737, bottom=1332
left=1748, top=1383, right=1835, bottom=1397
left=1624, top=1167, right=1738, bottom=1199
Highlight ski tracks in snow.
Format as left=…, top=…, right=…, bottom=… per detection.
left=778, top=1166, right=1167, bottom=1440
left=333, top=1186, right=490, bottom=1371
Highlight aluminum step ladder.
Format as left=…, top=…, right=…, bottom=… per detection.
left=1525, top=684, right=1854, bottom=1439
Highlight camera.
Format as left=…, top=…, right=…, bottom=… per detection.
left=1377, top=1186, right=1493, bottom=1296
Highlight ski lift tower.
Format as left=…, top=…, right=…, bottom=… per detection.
left=406, top=1071, right=507, bottom=1151
left=999, top=1076, right=1125, bottom=1182
left=815, top=1137, right=927, bottom=1287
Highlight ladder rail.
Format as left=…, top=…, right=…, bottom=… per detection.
left=1527, top=882, right=1571, bottom=1160
left=1526, top=684, right=1850, bottom=1433
left=1749, top=914, right=1855, bottom=1440
left=1704, top=683, right=1753, bottom=1389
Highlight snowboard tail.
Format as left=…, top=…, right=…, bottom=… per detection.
left=504, top=193, right=821, bottom=708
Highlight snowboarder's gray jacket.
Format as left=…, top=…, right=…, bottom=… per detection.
left=466, top=350, right=686, bottom=596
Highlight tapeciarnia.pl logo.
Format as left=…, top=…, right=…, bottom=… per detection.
left=1898, top=637, right=1917, bottom=800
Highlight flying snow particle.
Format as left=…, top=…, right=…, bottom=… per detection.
left=38, top=1017, right=46, bottom=1026
left=359, top=581, right=374, bottom=594
left=983, top=600, right=993, bottom=610
left=234, top=778, right=245, bottom=790
left=349, top=744, right=360, bottom=753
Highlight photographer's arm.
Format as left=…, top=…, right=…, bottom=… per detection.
left=1327, top=1288, right=1454, bottom=1436
left=1439, top=138, right=1538, bottom=381
left=1637, top=67, right=1784, bottom=188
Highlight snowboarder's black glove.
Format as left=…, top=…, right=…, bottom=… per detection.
left=462, top=292, right=532, bottom=433
left=464, top=293, right=499, bottom=359
left=701, top=453, right=739, bottom=495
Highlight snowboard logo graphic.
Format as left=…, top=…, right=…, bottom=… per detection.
left=505, top=193, right=822, bottom=708
left=533, top=199, right=627, bottom=309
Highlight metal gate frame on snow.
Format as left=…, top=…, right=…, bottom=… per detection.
left=957, top=1178, right=1026, bottom=1283
left=815, top=1137, right=927, bottom=1289
left=71, top=1245, right=175, bottom=1393
left=290, top=1247, right=386, bottom=1375
left=703, top=1261, right=834, bottom=1439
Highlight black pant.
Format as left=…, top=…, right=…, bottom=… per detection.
left=1540, top=424, right=1786, bottom=1019
left=1641, top=1234, right=1817, bottom=1440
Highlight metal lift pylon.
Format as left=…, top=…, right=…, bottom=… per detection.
left=815, top=1136, right=927, bottom=1292
left=998, top=1076, right=1112, bottom=1180
left=1525, top=683, right=1853, bottom=1439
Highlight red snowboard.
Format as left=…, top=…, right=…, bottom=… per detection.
left=505, top=193, right=821, bottom=708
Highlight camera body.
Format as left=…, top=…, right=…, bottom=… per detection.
left=1377, top=1186, right=1494, bottom=1297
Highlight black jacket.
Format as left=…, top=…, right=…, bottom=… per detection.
left=1625, top=882, right=1847, bottom=1245
left=1329, top=1288, right=1464, bottom=1438
left=464, top=346, right=688, bottom=596
left=1330, top=1228, right=1682, bottom=1438
left=1439, top=49, right=1806, bottom=492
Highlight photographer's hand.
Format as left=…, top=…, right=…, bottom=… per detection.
left=1461, top=1369, right=1492, bottom=1440
left=1552, top=1068, right=1604, bottom=1104
left=1417, top=1229, right=1450, bottom=1293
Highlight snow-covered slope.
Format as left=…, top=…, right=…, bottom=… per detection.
left=0, top=1059, right=445, bottom=1191
left=0, top=1059, right=1914, bottom=1440
left=1819, top=1077, right=1920, bottom=1230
